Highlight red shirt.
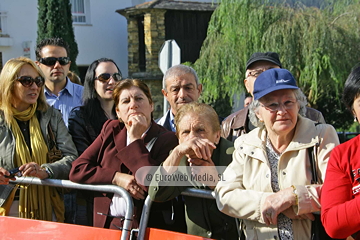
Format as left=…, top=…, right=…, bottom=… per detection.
left=321, top=135, right=360, bottom=239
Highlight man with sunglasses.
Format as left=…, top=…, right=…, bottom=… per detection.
left=35, top=37, right=83, bottom=127
left=221, top=51, right=325, bottom=142
left=35, top=37, right=83, bottom=225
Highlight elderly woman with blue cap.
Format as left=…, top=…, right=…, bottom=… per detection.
left=215, top=68, right=339, bottom=239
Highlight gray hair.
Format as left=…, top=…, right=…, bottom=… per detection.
left=248, top=88, right=308, bottom=128
left=162, top=64, right=199, bottom=90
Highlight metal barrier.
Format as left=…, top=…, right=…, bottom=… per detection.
left=137, top=188, right=215, bottom=240
left=11, top=177, right=134, bottom=240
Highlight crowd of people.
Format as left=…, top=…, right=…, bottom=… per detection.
left=0, top=37, right=358, bottom=240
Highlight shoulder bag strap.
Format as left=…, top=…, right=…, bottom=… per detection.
left=308, top=146, right=318, bottom=184
left=47, top=124, right=57, bottom=150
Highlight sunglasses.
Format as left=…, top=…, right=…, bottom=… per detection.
left=16, top=76, right=45, bottom=87
left=39, top=57, right=71, bottom=66
left=95, top=73, right=122, bottom=83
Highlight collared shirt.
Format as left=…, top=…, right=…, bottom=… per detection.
left=169, top=111, right=176, bottom=132
left=126, top=124, right=151, bottom=146
left=44, top=78, right=83, bottom=127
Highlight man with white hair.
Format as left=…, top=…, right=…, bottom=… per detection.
left=157, top=64, right=203, bottom=131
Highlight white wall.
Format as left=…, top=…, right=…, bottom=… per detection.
left=0, top=0, right=38, bottom=61
left=0, top=0, right=143, bottom=77
left=73, top=0, right=132, bottom=77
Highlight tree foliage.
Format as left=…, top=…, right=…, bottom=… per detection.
left=37, top=0, right=79, bottom=73
left=193, top=0, right=360, bottom=130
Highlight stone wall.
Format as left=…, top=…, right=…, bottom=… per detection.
left=127, top=17, right=139, bottom=75
left=123, top=9, right=167, bottom=120
left=144, top=10, right=166, bottom=76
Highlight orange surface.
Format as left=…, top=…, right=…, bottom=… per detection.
left=0, top=216, right=122, bottom=240
left=0, top=216, right=214, bottom=240
left=145, top=228, right=214, bottom=240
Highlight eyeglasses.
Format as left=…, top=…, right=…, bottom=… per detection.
left=95, top=73, right=122, bottom=83
left=16, top=76, right=45, bottom=87
left=39, top=57, right=71, bottom=66
left=247, top=67, right=274, bottom=78
left=260, top=100, right=297, bottom=113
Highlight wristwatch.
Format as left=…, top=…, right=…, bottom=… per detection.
left=42, top=167, right=53, bottom=179
left=291, top=185, right=299, bottom=205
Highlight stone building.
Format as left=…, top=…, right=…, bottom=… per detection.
left=117, top=0, right=216, bottom=119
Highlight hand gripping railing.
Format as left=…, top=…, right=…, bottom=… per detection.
left=137, top=188, right=215, bottom=240
left=11, top=178, right=134, bottom=240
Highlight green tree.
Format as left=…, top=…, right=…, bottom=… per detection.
left=194, top=0, right=360, bottom=130
left=37, top=0, right=79, bottom=73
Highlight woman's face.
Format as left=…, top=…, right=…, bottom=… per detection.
left=12, top=64, right=42, bottom=112
left=116, top=86, right=153, bottom=126
left=352, top=95, right=360, bottom=122
left=256, top=89, right=300, bottom=136
left=94, top=62, right=119, bottom=101
left=177, top=112, right=220, bottom=145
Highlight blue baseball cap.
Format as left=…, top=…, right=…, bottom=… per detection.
left=253, top=68, right=298, bottom=100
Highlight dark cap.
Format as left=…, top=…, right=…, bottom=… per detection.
left=253, top=68, right=298, bottom=100
left=246, top=52, right=282, bottom=69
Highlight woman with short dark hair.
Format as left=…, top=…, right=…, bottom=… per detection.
left=321, top=65, right=360, bottom=239
left=69, top=79, right=178, bottom=230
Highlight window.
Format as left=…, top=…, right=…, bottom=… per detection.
left=70, top=0, right=90, bottom=24
left=137, top=16, right=145, bottom=72
left=0, top=11, right=8, bottom=36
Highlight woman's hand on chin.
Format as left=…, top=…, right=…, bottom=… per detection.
left=127, top=113, right=149, bottom=143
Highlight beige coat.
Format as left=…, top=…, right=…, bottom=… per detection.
left=215, top=116, right=339, bottom=240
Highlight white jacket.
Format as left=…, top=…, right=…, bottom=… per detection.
left=215, top=116, right=339, bottom=240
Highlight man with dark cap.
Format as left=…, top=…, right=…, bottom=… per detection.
left=221, top=52, right=325, bottom=142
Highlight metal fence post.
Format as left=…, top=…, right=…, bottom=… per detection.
left=11, top=178, right=134, bottom=240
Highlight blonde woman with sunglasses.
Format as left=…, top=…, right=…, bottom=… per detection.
left=0, top=57, right=77, bottom=222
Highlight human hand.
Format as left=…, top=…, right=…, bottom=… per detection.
left=0, top=167, right=14, bottom=184
left=262, top=187, right=296, bottom=225
left=112, top=172, right=145, bottom=200
left=19, top=162, right=48, bottom=179
left=176, top=137, right=216, bottom=161
left=127, top=113, right=149, bottom=142
left=282, top=207, right=315, bottom=221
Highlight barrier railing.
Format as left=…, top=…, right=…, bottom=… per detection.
left=137, top=188, right=215, bottom=240
left=10, top=178, right=134, bottom=240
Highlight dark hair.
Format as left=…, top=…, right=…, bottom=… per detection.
left=113, top=79, right=153, bottom=105
left=113, top=79, right=153, bottom=119
left=81, top=58, right=121, bottom=133
left=83, top=58, right=121, bottom=101
left=35, top=37, right=70, bottom=60
left=343, top=65, right=360, bottom=111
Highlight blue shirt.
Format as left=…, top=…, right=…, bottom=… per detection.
left=45, top=78, right=83, bottom=127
